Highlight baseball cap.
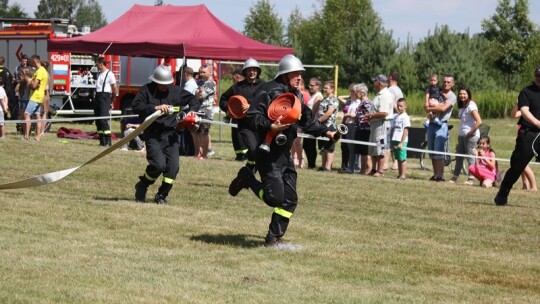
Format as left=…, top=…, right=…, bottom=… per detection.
left=535, top=65, right=540, bottom=76
left=372, top=74, right=388, bottom=83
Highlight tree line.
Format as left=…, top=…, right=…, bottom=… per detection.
left=243, top=0, right=540, bottom=98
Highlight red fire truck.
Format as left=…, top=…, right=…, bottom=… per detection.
left=0, top=18, right=177, bottom=115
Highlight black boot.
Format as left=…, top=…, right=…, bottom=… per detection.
left=155, top=182, right=172, bottom=204
left=494, top=188, right=510, bottom=206
left=135, top=176, right=151, bottom=202
left=105, top=134, right=112, bottom=146
left=98, top=134, right=105, bottom=146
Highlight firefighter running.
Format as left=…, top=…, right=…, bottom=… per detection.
left=132, top=65, right=199, bottom=204
left=219, top=57, right=262, bottom=170
left=228, top=54, right=339, bottom=248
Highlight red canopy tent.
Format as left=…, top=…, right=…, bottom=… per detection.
left=48, top=4, right=294, bottom=61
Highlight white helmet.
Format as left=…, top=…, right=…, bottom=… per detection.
left=242, top=58, right=261, bottom=78
left=274, top=54, right=305, bottom=79
left=149, top=65, right=174, bottom=85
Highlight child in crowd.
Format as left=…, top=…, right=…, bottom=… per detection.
left=469, top=135, right=498, bottom=188
left=391, top=98, right=410, bottom=180
left=423, top=73, right=443, bottom=128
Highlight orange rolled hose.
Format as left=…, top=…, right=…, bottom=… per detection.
left=227, top=95, right=249, bottom=119
left=267, top=92, right=301, bottom=123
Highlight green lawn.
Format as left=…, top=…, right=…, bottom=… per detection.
left=0, top=115, right=538, bottom=303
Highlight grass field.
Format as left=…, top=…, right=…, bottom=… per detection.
left=0, top=115, right=539, bottom=303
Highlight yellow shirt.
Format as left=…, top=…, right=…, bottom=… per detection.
left=29, top=66, right=49, bottom=103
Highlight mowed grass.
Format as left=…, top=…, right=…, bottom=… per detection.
left=0, top=116, right=539, bottom=303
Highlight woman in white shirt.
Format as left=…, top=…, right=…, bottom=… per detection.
left=450, top=86, right=482, bottom=185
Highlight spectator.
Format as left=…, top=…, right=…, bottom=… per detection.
left=340, top=84, right=359, bottom=173
left=354, top=83, right=372, bottom=174
left=24, top=55, right=48, bottom=141
left=316, top=80, right=339, bottom=171
left=0, top=76, right=8, bottom=139
left=423, top=73, right=444, bottom=128
left=120, top=116, right=145, bottom=152
left=390, top=98, right=410, bottom=180
left=510, top=100, right=537, bottom=191
left=94, top=57, right=118, bottom=146
left=194, top=64, right=216, bottom=159
left=13, top=54, right=29, bottom=132
left=365, top=74, right=393, bottom=177
left=290, top=78, right=311, bottom=169
left=337, top=83, right=356, bottom=172
left=425, top=74, right=456, bottom=181
left=231, top=68, right=244, bottom=84
left=469, top=135, right=498, bottom=188
left=39, top=60, right=51, bottom=136
left=449, top=86, right=482, bottom=185
left=386, top=71, right=403, bottom=170
left=0, top=56, right=16, bottom=121
left=15, top=67, right=31, bottom=137
left=182, top=67, right=197, bottom=94
left=302, top=77, right=323, bottom=169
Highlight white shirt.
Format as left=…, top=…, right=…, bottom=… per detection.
left=306, top=91, right=322, bottom=110
left=392, top=112, right=411, bottom=142
left=96, top=69, right=116, bottom=93
left=458, top=100, right=480, bottom=137
left=344, top=99, right=360, bottom=124
left=371, top=87, right=394, bottom=120
left=184, top=78, right=198, bottom=95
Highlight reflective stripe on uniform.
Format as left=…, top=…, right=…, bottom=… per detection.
left=163, top=177, right=174, bottom=184
left=247, top=160, right=256, bottom=166
left=273, top=207, right=293, bottom=219
left=103, top=130, right=111, bottom=135
left=258, top=189, right=264, bottom=200
left=235, top=149, right=248, bottom=154
left=144, top=172, right=157, bottom=181
left=173, top=106, right=181, bottom=112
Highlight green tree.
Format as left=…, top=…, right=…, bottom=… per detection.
left=35, top=0, right=107, bottom=30
left=243, top=0, right=285, bottom=46
left=154, top=0, right=163, bottom=5
left=0, top=0, right=29, bottom=18
left=74, top=0, right=106, bottom=29
left=481, top=0, right=536, bottom=90
left=386, top=36, right=417, bottom=95
left=414, top=25, right=496, bottom=92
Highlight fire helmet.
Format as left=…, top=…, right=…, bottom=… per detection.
left=149, top=65, right=174, bottom=85
left=242, top=58, right=261, bottom=78
left=274, top=54, right=305, bottom=79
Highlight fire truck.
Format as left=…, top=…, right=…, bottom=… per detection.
left=0, top=18, right=177, bottom=115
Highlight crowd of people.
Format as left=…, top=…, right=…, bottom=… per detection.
left=2, top=51, right=539, bottom=246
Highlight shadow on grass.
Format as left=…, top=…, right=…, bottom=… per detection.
left=190, top=233, right=264, bottom=248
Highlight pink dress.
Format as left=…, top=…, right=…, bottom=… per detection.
left=468, top=151, right=497, bottom=182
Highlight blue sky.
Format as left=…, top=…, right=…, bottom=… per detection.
left=17, top=0, right=540, bottom=44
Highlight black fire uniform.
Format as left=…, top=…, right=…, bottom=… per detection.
left=219, top=79, right=261, bottom=168
left=132, top=82, right=199, bottom=202
left=495, top=81, right=540, bottom=205
left=246, top=79, right=329, bottom=242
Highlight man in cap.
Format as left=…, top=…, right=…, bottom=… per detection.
left=228, top=54, right=338, bottom=248
left=495, top=66, right=540, bottom=205
left=219, top=58, right=262, bottom=165
left=132, top=65, right=199, bottom=204
left=364, top=74, right=394, bottom=176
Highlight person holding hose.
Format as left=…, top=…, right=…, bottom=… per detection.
left=228, top=54, right=338, bottom=247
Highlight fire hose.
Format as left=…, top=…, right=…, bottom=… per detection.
left=259, top=93, right=302, bottom=152
left=227, top=95, right=249, bottom=119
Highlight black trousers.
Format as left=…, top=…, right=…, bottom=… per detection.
left=239, top=127, right=257, bottom=166
left=94, top=92, right=112, bottom=132
left=500, top=128, right=540, bottom=192
left=253, top=151, right=298, bottom=238
left=302, top=137, right=317, bottom=168
left=145, top=131, right=180, bottom=182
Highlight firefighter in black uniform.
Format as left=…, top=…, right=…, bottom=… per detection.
left=133, top=65, right=199, bottom=204
left=228, top=54, right=338, bottom=247
left=219, top=58, right=262, bottom=169
left=495, top=66, right=540, bottom=205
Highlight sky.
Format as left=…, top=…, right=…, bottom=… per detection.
left=14, top=0, right=540, bottom=44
